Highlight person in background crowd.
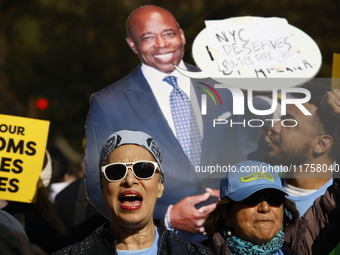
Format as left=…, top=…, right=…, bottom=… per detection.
left=53, top=130, right=214, bottom=254
left=263, top=80, right=337, bottom=216
left=54, top=176, right=107, bottom=246
left=0, top=209, right=34, bottom=254
left=0, top=223, right=34, bottom=255
left=2, top=151, right=68, bottom=254
left=48, top=146, right=74, bottom=202
left=263, top=81, right=340, bottom=254
left=321, top=86, right=340, bottom=163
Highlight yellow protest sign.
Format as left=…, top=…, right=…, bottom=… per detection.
left=0, top=114, right=50, bottom=203
left=332, top=53, right=340, bottom=89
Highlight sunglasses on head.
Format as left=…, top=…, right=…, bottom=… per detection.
left=101, top=160, right=159, bottom=182
left=241, top=189, right=285, bottom=207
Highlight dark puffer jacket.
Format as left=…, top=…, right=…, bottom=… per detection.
left=52, top=220, right=214, bottom=255
left=284, top=177, right=340, bottom=255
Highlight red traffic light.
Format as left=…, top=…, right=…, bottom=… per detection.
left=36, top=98, right=49, bottom=110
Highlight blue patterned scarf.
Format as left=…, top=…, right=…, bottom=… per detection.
left=221, top=226, right=284, bottom=255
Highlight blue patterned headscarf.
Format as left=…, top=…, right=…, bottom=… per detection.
left=99, top=130, right=164, bottom=179
left=87, top=130, right=164, bottom=220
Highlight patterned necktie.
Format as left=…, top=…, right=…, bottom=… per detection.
left=163, top=76, right=202, bottom=167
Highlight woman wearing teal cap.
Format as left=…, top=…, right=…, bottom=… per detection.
left=203, top=160, right=340, bottom=255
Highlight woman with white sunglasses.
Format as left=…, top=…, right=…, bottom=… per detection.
left=53, top=130, right=213, bottom=255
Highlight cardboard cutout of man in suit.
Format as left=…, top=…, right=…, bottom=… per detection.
left=85, top=5, right=268, bottom=242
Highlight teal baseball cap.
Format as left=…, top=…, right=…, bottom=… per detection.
left=220, top=160, right=287, bottom=201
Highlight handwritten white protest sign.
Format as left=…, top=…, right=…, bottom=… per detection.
left=175, top=16, right=322, bottom=90
left=204, top=17, right=300, bottom=72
